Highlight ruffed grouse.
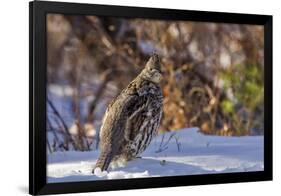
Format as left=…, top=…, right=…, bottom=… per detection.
left=93, top=54, right=163, bottom=172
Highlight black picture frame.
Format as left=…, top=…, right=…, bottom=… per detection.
left=29, top=1, right=273, bottom=195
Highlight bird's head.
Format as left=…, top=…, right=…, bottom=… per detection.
left=141, top=53, right=162, bottom=84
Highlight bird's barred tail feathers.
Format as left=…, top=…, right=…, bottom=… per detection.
left=93, top=151, right=113, bottom=173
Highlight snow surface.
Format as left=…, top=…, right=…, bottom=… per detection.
left=47, top=127, right=264, bottom=183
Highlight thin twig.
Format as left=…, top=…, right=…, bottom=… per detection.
left=174, top=136, right=181, bottom=152
left=47, top=117, right=60, bottom=144
left=87, top=69, right=112, bottom=123
left=155, top=132, right=176, bottom=153
left=46, top=139, right=52, bottom=153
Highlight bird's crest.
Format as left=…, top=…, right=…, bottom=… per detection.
left=145, top=53, right=161, bottom=72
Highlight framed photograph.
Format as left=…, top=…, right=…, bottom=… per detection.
left=29, top=1, right=272, bottom=195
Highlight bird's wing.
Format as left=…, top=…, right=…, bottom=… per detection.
left=99, top=94, right=138, bottom=154
left=95, top=94, right=138, bottom=171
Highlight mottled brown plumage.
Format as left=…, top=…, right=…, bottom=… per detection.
left=93, top=54, right=163, bottom=172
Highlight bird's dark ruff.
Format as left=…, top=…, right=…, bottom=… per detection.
left=94, top=54, right=163, bottom=172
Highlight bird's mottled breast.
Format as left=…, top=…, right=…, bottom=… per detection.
left=136, top=80, right=162, bottom=97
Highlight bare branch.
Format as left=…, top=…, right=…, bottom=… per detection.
left=47, top=98, right=78, bottom=151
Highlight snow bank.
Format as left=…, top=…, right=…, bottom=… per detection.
left=47, top=127, right=264, bottom=183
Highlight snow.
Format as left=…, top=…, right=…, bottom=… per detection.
left=93, top=168, right=108, bottom=178
left=47, top=127, right=264, bottom=183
